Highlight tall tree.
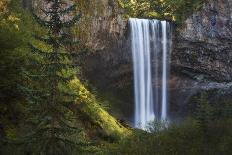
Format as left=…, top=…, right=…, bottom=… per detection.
left=0, top=1, right=33, bottom=154
left=21, top=0, right=86, bottom=154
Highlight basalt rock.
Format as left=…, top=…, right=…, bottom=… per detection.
left=78, top=0, right=131, bottom=90
left=172, top=0, right=232, bottom=82
left=79, top=0, right=232, bottom=121
left=78, top=0, right=133, bottom=122
left=169, top=0, right=232, bottom=119
left=82, top=0, right=232, bottom=86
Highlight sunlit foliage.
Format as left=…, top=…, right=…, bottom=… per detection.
left=118, top=0, right=204, bottom=25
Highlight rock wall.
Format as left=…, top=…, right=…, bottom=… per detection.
left=77, top=0, right=131, bottom=89
left=80, top=0, right=232, bottom=121
left=77, top=0, right=133, bottom=122
left=172, top=0, right=232, bottom=82
left=168, top=0, right=232, bottom=119
left=82, top=0, right=232, bottom=86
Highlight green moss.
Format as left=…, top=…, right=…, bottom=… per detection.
left=68, top=78, right=131, bottom=141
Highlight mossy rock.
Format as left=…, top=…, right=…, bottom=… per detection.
left=68, top=78, right=131, bottom=141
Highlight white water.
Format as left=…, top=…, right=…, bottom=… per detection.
left=129, top=18, right=171, bottom=129
left=161, top=22, right=168, bottom=120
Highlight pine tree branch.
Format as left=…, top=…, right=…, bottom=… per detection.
left=61, top=13, right=81, bottom=28
left=29, top=43, right=74, bottom=59
left=41, top=4, right=77, bottom=15
left=22, top=69, right=48, bottom=78
left=59, top=4, right=77, bottom=15
left=32, top=11, right=52, bottom=28
left=29, top=43, right=51, bottom=57
left=33, top=35, right=54, bottom=45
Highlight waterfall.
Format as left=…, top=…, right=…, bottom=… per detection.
left=129, top=18, right=171, bottom=129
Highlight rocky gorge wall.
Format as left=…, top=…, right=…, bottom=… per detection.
left=77, top=0, right=134, bottom=121
left=79, top=0, right=232, bottom=121
left=77, top=0, right=131, bottom=89
left=169, top=0, right=232, bottom=118
left=172, top=0, right=232, bottom=82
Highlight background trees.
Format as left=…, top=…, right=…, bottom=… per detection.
left=0, top=1, right=33, bottom=153
left=118, top=0, right=204, bottom=24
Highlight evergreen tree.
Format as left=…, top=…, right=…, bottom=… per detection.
left=194, top=92, right=214, bottom=133
left=0, top=1, right=34, bottom=154
left=21, top=0, right=87, bottom=154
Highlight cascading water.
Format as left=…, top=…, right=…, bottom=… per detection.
left=129, top=18, right=171, bottom=129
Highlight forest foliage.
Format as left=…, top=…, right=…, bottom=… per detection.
left=0, top=0, right=33, bottom=141
left=1, top=0, right=232, bottom=155
left=118, top=0, right=204, bottom=25
left=107, top=93, right=232, bottom=155
left=0, top=1, right=128, bottom=154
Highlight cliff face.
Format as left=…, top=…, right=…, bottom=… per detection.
left=80, top=0, right=232, bottom=121
left=82, top=0, right=232, bottom=85
left=77, top=0, right=133, bottom=122
left=172, top=0, right=232, bottom=82
left=170, top=0, right=232, bottom=118
left=78, top=0, right=131, bottom=89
